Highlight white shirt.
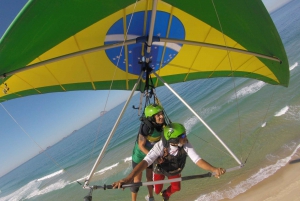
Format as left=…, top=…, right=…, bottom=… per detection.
left=143, top=140, right=201, bottom=166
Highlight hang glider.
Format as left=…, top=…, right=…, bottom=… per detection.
left=0, top=1, right=291, bottom=200
left=0, top=0, right=289, bottom=103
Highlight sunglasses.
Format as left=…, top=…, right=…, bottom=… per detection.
left=179, top=133, right=186, bottom=138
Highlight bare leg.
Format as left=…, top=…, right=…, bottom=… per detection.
left=146, top=168, right=154, bottom=198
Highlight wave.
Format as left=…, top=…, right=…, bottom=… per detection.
left=225, top=61, right=297, bottom=104
left=284, top=105, right=300, bottom=121
left=195, top=143, right=300, bottom=201
left=25, top=180, right=69, bottom=200
left=289, top=62, right=298, bottom=71
left=184, top=116, right=199, bottom=135
left=199, top=106, right=221, bottom=118
left=70, top=175, right=87, bottom=183
left=228, top=81, right=266, bottom=102
left=261, top=122, right=267, bottom=127
left=184, top=106, right=221, bottom=134
left=73, top=163, right=120, bottom=183
left=274, top=106, right=289, bottom=116
left=0, top=179, right=68, bottom=201
left=123, top=156, right=132, bottom=163
left=275, top=105, right=300, bottom=120
left=0, top=161, right=126, bottom=200
left=0, top=180, right=42, bottom=201
left=0, top=169, right=67, bottom=201
left=94, top=163, right=119, bottom=176
left=36, top=169, right=64, bottom=181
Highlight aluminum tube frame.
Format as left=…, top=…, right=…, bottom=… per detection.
left=133, top=165, right=242, bottom=186
left=160, top=37, right=282, bottom=63
left=83, top=71, right=144, bottom=188
left=145, top=0, right=158, bottom=63
left=152, top=71, right=243, bottom=166
left=102, top=165, right=242, bottom=189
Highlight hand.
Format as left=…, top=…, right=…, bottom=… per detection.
left=112, top=179, right=124, bottom=189
left=213, top=167, right=226, bottom=178
left=156, top=156, right=164, bottom=164
left=112, top=177, right=132, bottom=189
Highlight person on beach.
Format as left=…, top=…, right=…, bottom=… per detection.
left=131, top=104, right=166, bottom=201
left=112, top=123, right=226, bottom=201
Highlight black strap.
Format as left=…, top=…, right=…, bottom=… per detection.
left=139, top=116, right=154, bottom=134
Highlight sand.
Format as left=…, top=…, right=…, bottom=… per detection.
left=224, top=159, right=300, bottom=201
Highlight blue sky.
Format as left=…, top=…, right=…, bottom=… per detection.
left=0, top=0, right=293, bottom=177
left=0, top=0, right=132, bottom=177
left=263, top=0, right=293, bottom=12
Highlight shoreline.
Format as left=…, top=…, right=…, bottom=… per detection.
left=223, top=159, right=300, bottom=201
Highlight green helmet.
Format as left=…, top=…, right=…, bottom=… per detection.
left=145, top=104, right=163, bottom=118
left=164, top=123, right=186, bottom=141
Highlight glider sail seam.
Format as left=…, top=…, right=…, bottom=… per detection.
left=160, top=38, right=282, bottom=63
left=0, top=40, right=137, bottom=79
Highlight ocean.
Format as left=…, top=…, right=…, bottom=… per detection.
left=1, top=1, right=300, bottom=200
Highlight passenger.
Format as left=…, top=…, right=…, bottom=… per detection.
left=131, top=104, right=165, bottom=201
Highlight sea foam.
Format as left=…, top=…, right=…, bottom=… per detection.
left=36, top=169, right=64, bottom=181
left=284, top=105, right=300, bottom=121
left=0, top=180, right=42, bottom=201
left=25, top=179, right=69, bottom=199
left=289, top=62, right=298, bottom=71
left=195, top=143, right=300, bottom=201
left=184, top=106, right=220, bottom=134
left=228, top=81, right=266, bottom=102
left=0, top=170, right=67, bottom=201
left=94, top=163, right=119, bottom=176
left=274, top=106, right=289, bottom=117
left=123, top=156, right=132, bottom=163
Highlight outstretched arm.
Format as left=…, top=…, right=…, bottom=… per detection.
left=112, top=160, right=148, bottom=189
left=196, top=159, right=226, bottom=178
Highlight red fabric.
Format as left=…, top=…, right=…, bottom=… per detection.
left=153, top=173, right=181, bottom=198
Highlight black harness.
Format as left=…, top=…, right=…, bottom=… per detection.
left=139, top=116, right=155, bottom=134
left=154, top=135, right=188, bottom=176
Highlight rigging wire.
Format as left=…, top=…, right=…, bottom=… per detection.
left=85, top=0, right=139, bottom=179
left=0, top=93, right=88, bottom=185
left=193, top=134, right=233, bottom=158
left=243, top=87, right=276, bottom=164
left=0, top=0, right=143, bottom=187
left=0, top=103, right=74, bottom=179
left=211, top=0, right=244, bottom=163
left=211, top=0, right=279, bottom=164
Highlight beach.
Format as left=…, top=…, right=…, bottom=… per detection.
left=225, top=159, right=300, bottom=201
